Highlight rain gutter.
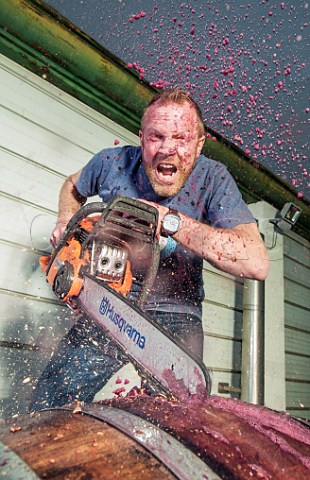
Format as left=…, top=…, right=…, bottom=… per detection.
left=0, top=0, right=309, bottom=239
left=0, top=0, right=155, bottom=133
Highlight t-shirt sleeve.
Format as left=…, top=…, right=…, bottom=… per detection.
left=75, top=148, right=120, bottom=198
left=206, top=165, right=256, bottom=229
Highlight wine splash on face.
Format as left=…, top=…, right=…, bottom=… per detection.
left=140, top=102, right=205, bottom=197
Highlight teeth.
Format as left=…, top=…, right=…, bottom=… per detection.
left=156, top=163, right=177, bottom=180
left=158, top=164, right=176, bottom=173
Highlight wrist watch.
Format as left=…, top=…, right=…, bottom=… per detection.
left=161, top=208, right=181, bottom=237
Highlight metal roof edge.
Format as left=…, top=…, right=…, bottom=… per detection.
left=0, top=0, right=155, bottom=133
left=0, top=0, right=309, bottom=239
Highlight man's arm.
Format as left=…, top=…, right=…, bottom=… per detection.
left=180, top=218, right=269, bottom=280
left=50, top=169, right=86, bottom=247
left=146, top=203, right=269, bottom=281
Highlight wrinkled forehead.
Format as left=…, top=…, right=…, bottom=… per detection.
left=142, top=101, right=201, bottom=132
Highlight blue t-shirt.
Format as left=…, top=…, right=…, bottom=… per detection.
left=76, top=146, right=255, bottom=318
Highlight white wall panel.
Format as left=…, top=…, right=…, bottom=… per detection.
left=203, top=268, right=244, bottom=310
left=0, top=197, right=55, bottom=249
left=285, top=303, right=309, bottom=331
left=1, top=54, right=139, bottom=157
left=204, top=337, right=242, bottom=371
left=202, top=265, right=244, bottom=398
left=284, top=231, right=310, bottom=420
left=0, top=293, right=72, bottom=346
left=0, top=150, right=63, bottom=212
left=285, top=279, right=310, bottom=310
left=286, top=353, right=310, bottom=382
left=0, top=53, right=138, bottom=417
left=1, top=108, right=90, bottom=176
left=203, top=303, right=242, bottom=340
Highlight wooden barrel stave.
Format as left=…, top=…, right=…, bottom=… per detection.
left=0, top=410, right=177, bottom=480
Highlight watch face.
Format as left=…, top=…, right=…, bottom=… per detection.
left=162, top=213, right=180, bottom=235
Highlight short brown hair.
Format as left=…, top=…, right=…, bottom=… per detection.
left=142, top=87, right=205, bottom=136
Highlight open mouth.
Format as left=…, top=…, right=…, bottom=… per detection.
left=156, top=163, right=177, bottom=183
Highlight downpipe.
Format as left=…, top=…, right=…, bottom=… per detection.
left=241, top=279, right=265, bottom=405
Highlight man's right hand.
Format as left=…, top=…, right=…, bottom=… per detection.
left=50, top=169, right=85, bottom=248
left=50, top=220, right=68, bottom=248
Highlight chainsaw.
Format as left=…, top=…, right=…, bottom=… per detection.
left=40, top=196, right=210, bottom=399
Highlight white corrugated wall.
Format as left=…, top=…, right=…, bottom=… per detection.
left=284, top=230, right=310, bottom=420
left=0, top=53, right=139, bottom=417
left=202, top=266, right=244, bottom=398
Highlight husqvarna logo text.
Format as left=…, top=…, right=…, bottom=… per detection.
left=99, top=296, right=146, bottom=349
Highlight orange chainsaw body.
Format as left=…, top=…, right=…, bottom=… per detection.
left=40, top=215, right=133, bottom=303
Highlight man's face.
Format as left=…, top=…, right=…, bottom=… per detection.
left=139, top=102, right=205, bottom=197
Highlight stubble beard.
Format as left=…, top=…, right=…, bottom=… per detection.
left=144, top=161, right=192, bottom=198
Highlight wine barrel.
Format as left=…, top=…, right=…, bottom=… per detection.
left=1, top=397, right=309, bottom=480
left=109, top=394, right=310, bottom=480
left=0, top=405, right=215, bottom=480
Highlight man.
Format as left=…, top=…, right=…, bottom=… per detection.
left=30, top=88, right=269, bottom=411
